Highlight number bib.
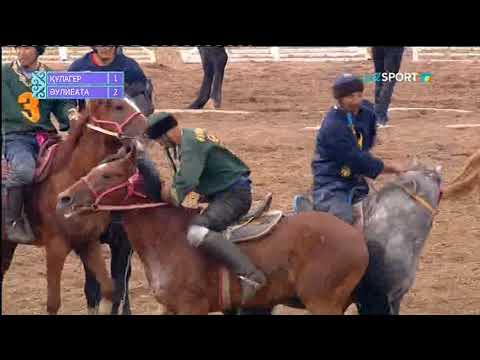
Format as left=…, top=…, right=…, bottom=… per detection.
left=17, top=92, right=41, bottom=123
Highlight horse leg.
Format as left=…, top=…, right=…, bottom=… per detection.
left=83, top=241, right=114, bottom=315
left=77, top=250, right=101, bottom=315
left=109, top=240, right=133, bottom=315
left=235, top=307, right=273, bottom=315
left=356, top=291, right=391, bottom=315
left=46, top=239, right=71, bottom=315
left=1, top=240, right=18, bottom=280
left=389, top=298, right=402, bottom=315
left=304, top=300, right=344, bottom=315
left=296, top=261, right=355, bottom=315
left=173, top=296, right=210, bottom=315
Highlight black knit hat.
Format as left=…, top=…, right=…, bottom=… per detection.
left=145, top=112, right=178, bottom=140
left=333, top=74, right=364, bottom=99
left=35, top=46, right=46, bottom=56
left=15, top=46, right=46, bottom=56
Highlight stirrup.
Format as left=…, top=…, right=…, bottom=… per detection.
left=238, top=273, right=266, bottom=304
left=239, top=275, right=263, bottom=289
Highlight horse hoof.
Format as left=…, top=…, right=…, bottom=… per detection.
left=87, top=307, right=99, bottom=315
left=98, top=299, right=113, bottom=315
left=156, top=304, right=169, bottom=315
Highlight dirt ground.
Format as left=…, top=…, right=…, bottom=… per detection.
left=2, top=54, right=480, bottom=315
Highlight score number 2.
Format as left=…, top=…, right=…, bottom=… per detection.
left=111, top=87, right=123, bottom=98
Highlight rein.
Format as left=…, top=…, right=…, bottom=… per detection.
left=81, top=169, right=168, bottom=212
left=87, top=111, right=143, bottom=139
left=397, top=184, right=437, bottom=216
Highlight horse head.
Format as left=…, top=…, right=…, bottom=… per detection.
left=394, top=157, right=444, bottom=210
left=85, top=97, right=148, bottom=140
left=55, top=143, right=140, bottom=234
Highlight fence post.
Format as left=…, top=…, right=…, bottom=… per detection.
left=270, top=47, right=280, bottom=61
left=412, top=47, right=419, bottom=62
left=59, top=47, right=69, bottom=62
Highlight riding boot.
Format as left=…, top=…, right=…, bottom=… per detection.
left=5, top=187, right=35, bottom=244
left=199, top=231, right=267, bottom=304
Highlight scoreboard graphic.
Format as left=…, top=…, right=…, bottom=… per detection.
left=32, top=71, right=125, bottom=99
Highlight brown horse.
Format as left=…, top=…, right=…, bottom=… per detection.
left=56, top=144, right=369, bottom=315
left=1, top=98, right=147, bottom=315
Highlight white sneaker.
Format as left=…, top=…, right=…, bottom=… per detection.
left=377, top=123, right=395, bottom=129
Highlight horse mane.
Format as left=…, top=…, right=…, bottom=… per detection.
left=51, top=113, right=90, bottom=173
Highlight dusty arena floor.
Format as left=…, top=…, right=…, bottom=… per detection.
left=2, top=56, right=480, bottom=315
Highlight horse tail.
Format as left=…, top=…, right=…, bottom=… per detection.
left=449, top=149, right=480, bottom=184
left=443, top=149, right=480, bottom=199
left=443, top=171, right=479, bottom=199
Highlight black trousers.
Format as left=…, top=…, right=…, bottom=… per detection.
left=372, top=47, right=405, bottom=122
left=189, top=47, right=228, bottom=109
left=190, top=185, right=252, bottom=232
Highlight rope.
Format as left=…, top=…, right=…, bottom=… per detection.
left=94, top=202, right=168, bottom=211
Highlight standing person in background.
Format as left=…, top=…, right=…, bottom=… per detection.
left=372, top=47, right=405, bottom=127
left=69, top=46, right=154, bottom=116
left=189, top=47, right=228, bottom=110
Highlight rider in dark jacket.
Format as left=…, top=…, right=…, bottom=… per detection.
left=312, top=74, right=406, bottom=226
left=69, top=46, right=155, bottom=116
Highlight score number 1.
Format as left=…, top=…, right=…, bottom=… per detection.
left=110, top=72, right=123, bottom=84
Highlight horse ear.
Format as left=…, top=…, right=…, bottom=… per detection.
left=398, top=178, right=418, bottom=194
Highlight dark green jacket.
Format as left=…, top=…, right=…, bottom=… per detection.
left=2, top=61, right=75, bottom=134
left=171, top=128, right=250, bottom=204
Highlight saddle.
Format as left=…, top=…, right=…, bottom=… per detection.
left=34, top=133, right=61, bottom=183
left=223, top=193, right=283, bottom=243
left=2, top=133, right=61, bottom=184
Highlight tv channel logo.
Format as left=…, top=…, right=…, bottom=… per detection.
left=419, top=72, right=432, bottom=83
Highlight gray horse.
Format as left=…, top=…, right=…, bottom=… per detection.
left=292, top=160, right=443, bottom=315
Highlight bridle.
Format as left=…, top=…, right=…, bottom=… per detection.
left=86, top=110, right=145, bottom=139
left=80, top=168, right=167, bottom=211
left=397, top=183, right=442, bottom=217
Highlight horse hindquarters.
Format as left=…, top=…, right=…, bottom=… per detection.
left=295, top=230, right=368, bottom=315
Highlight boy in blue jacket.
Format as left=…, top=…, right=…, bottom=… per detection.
left=312, top=74, right=406, bottom=228
left=69, top=46, right=154, bottom=116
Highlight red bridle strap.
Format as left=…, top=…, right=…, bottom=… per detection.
left=88, top=111, right=143, bottom=138
left=81, top=169, right=167, bottom=211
